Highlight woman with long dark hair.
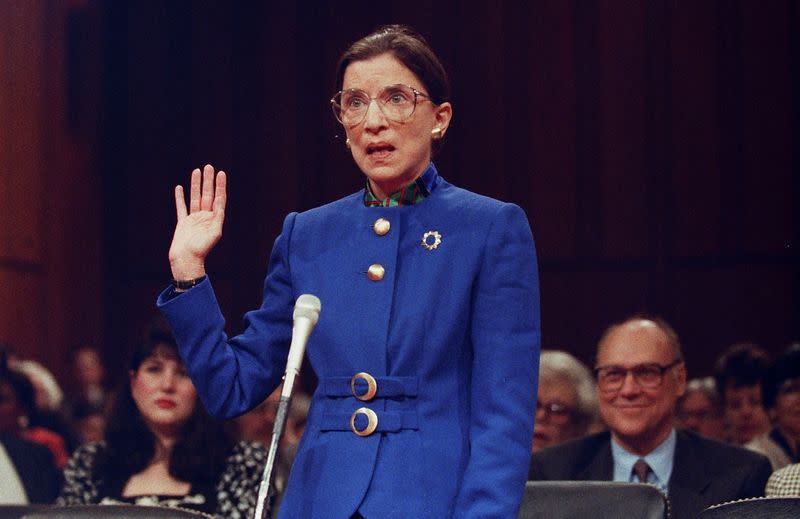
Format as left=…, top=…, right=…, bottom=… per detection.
left=57, top=329, right=267, bottom=518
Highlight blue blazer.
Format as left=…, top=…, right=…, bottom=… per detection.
left=158, top=165, right=541, bottom=518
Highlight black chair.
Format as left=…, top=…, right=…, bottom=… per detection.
left=519, top=481, right=670, bottom=519
left=20, top=505, right=213, bottom=519
left=0, top=506, right=49, bottom=519
left=699, top=497, right=800, bottom=518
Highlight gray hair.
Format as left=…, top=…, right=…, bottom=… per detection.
left=683, top=376, right=721, bottom=407
left=539, top=350, right=598, bottom=425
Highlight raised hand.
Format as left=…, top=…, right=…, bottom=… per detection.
left=168, top=164, right=227, bottom=281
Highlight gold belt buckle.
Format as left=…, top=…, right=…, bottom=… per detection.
left=351, top=372, right=378, bottom=401
left=350, top=407, right=378, bottom=437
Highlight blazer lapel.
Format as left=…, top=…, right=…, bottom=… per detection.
left=668, top=430, right=710, bottom=519
left=576, top=432, right=614, bottom=481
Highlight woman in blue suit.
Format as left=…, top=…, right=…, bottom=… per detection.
left=158, top=25, right=540, bottom=518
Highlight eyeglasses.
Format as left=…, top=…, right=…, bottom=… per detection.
left=536, top=400, right=574, bottom=419
left=330, top=84, right=430, bottom=127
left=594, top=359, right=683, bottom=392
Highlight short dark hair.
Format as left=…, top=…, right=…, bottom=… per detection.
left=713, top=342, right=770, bottom=403
left=762, top=343, right=800, bottom=409
left=335, top=24, right=450, bottom=105
left=597, top=315, right=683, bottom=362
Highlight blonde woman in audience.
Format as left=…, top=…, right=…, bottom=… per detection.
left=533, top=350, right=598, bottom=452
left=58, top=328, right=267, bottom=518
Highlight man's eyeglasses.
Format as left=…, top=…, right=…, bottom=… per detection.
left=594, top=359, right=683, bottom=392
left=331, top=84, right=430, bottom=127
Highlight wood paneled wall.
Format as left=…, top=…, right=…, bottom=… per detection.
left=0, top=0, right=104, bottom=381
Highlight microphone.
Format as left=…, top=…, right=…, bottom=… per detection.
left=254, top=294, right=321, bottom=519
left=282, top=294, right=321, bottom=398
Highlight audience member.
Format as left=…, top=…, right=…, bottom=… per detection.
left=70, top=399, right=106, bottom=445
left=0, top=363, right=70, bottom=468
left=0, top=433, right=61, bottom=504
left=714, top=342, right=771, bottom=444
left=676, top=377, right=726, bottom=441
left=12, top=358, right=77, bottom=455
left=68, top=345, right=107, bottom=410
left=533, top=350, right=598, bottom=452
left=236, top=385, right=310, bottom=515
left=236, top=385, right=309, bottom=449
left=766, top=462, right=800, bottom=496
left=746, top=344, right=800, bottom=470
left=13, top=360, right=64, bottom=413
left=57, top=327, right=267, bottom=518
left=529, top=316, right=773, bottom=519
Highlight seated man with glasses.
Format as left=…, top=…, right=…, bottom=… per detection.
left=529, top=316, right=772, bottom=519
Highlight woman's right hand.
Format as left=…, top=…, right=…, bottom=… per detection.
left=168, top=164, right=227, bottom=281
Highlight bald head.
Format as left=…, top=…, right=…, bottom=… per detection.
left=598, top=317, right=682, bottom=363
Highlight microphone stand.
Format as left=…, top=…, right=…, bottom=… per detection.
left=253, top=391, right=293, bottom=519
left=253, top=294, right=319, bottom=519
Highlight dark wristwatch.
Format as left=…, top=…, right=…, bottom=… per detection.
left=171, top=275, right=207, bottom=291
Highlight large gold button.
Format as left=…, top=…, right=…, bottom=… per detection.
left=373, top=218, right=391, bottom=236
left=351, top=372, right=378, bottom=401
left=367, top=264, right=385, bottom=281
left=350, top=407, right=378, bottom=437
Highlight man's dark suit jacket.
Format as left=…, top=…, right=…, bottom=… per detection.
left=528, top=429, right=772, bottom=519
left=0, top=434, right=61, bottom=503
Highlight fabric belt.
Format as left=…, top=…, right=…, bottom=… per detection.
left=320, top=409, right=419, bottom=432
left=320, top=375, right=418, bottom=398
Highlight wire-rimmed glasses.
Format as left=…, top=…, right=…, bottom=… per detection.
left=331, top=84, right=430, bottom=127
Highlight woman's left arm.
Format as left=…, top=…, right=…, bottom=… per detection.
left=454, top=203, right=540, bottom=518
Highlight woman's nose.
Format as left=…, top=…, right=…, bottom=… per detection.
left=363, top=100, right=388, bottom=131
left=159, top=371, right=176, bottom=390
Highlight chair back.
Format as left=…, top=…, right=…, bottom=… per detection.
left=0, top=506, right=48, bottom=519
left=21, top=505, right=213, bottom=519
left=699, top=497, right=800, bottom=518
left=519, top=481, right=670, bottom=519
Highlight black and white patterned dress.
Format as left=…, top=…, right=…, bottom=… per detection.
left=57, top=441, right=267, bottom=519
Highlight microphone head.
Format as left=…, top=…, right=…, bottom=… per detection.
left=293, top=294, right=321, bottom=325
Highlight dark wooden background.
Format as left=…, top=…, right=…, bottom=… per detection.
left=1, top=0, right=797, bottom=386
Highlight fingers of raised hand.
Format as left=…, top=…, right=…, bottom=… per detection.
left=201, top=164, right=215, bottom=211
left=175, top=185, right=187, bottom=220
left=186, top=165, right=225, bottom=216
left=213, top=171, right=227, bottom=224
left=189, top=168, right=202, bottom=213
